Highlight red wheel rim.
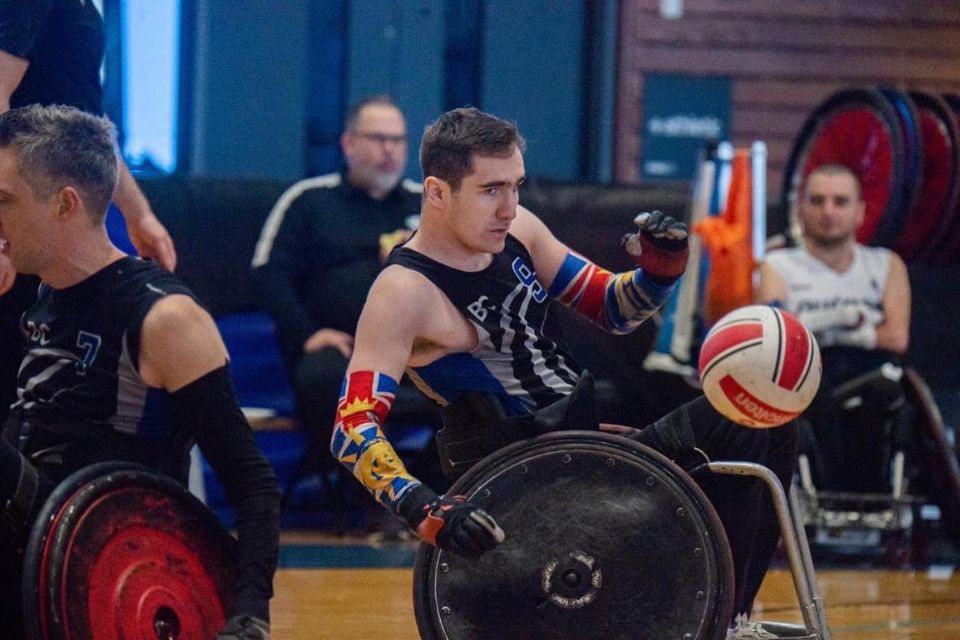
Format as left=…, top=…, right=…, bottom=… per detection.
left=897, top=93, right=960, bottom=259
left=801, top=108, right=895, bottom=243
left=82, top=521, right=226, bottom=639
left=926, top=93, right=960, bottom=264
left=780, top=89, right=909, bottom=249
left=28, top=465, right=236, bottom=640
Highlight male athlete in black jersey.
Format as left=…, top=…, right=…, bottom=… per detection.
left=0, top=105, right=277, bottom=639
left=332, top=107, right=798, bottom=637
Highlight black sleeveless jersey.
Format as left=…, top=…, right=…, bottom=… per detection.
left=9, top=257, right=195, bottom=472
left=387, top=234, right=579, bottom=416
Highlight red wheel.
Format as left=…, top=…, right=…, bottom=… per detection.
left=23, top=463, right=237, bottom=640
left=924, top=93, right=960, bottom=264
left=897, top=91, right=960, bottom=261
left=781, top=89, right=912, bottom=248
left=880, top=89, right=923, bottom=221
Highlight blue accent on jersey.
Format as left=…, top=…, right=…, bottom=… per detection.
left=75, top=330, right=102, bottom=373
left=410, top=352, right=531, bottom=416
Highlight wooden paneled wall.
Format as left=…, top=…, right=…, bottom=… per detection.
left=615, top=0, right=960, bottom=189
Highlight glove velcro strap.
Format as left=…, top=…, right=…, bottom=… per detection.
left=416, top=496, right=467, bottom=546
left=396, top=483, right=439, bottom=526
left=636, top=234, right=689, bottom=281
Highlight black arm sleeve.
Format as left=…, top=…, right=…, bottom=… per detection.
left=169, top=365, right=280, bottom=622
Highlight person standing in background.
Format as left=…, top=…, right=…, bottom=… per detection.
left=0, top=0, right=177, bottom=425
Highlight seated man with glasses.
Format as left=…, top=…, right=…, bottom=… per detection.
left=252, top=95, right=439, bottom=529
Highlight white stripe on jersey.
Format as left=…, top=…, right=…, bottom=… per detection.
left=251, top=174, right=424, bottom=267
left=15, top=349, right=80, bottom=410
left=478, top=281, right=574, bottom=406
left=250, top=173, right=342, bottom=268
left=513, top=279, right=575, bottom=396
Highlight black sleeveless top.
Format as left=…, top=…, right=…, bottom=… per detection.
left=8, top=257, right=196, bottom=477
left=387, top=234, right=580, bottom=416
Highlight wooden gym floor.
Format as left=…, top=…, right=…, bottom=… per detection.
left=266, top=534, right=960, bottom=639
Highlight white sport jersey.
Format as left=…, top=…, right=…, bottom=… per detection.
left=764, top=245, right=890, bottom=330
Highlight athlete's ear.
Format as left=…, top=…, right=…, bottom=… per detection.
left=424, top=176, right=446, bottom=205
left=853, top=197, right=865, bottom=230
left=54, top=186, right=82, bottom=220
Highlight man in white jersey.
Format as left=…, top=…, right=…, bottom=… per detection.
left=759, top=163, right=911, bottom=496
left=759, top=163, right=910, bottom=357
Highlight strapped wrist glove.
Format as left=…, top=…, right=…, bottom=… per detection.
left=797, top=305, right=864, bottom=335
left=821, top=324, right=877, bottom=350
left=398, top=485, right=505, bottom=559
left=622, top=210, right=690, bottom=283
left=216, top=615, right=270, bottom=640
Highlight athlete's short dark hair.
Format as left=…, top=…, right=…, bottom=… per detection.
left=420, top=107, right=526, bottom=190
left=806, top=163, right=862, bottom=201
left=0, top=104, right=119, bottom=219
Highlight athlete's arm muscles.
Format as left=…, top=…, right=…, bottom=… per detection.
left=137, top=294, right=228, bottom=390
left=876, top=253, right=910, bottom=355
left=0, top=50, right=29, bottom=113
left=138, top=295, right=280, bottom=624
left=332, top=266, right=433, bottom=513
left=514, top=206, right=676, bottom=334
left=757, top=262, right=788, bottom=305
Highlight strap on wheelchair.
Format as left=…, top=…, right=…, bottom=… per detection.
left=1, top=451, right=40, bottom=538
left=830, top=362, right=904, bottom=413
left=436, top=372, right=599, bottom=480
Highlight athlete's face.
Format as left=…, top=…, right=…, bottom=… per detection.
left=799, top=171, right=864, bottom=248
left=341, top=103, right=408, bottom=198
left=448, top=147, right=525, bottom=255
left=0, top=147, right=57, bottom=275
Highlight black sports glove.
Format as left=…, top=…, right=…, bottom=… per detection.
left=622, top=210, right=690, bottom=282
left=216, top=615, right=270, bottom=640
left=397, top=485, right=505, bottom=559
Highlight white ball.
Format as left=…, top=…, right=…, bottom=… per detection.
left=698, top=305, right=822, bottom=428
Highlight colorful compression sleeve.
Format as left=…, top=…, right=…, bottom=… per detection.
left=548, top=251, right=676, bottom=334
left=330, top=371, right=420, bottom=512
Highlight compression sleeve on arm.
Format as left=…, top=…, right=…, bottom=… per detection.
left=330, top=370, right=421, bottom=513
left=548, top=251, right=676, bottom=334
left=170, top=365, right=280, bottom=622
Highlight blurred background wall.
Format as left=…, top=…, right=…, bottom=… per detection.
left=97, top=0, right=960, bottom=420
left=106, top=0, right=960, bottom=187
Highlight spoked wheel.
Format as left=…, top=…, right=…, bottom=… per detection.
left=23, top=462, right=238, bottom=640
left=898, top=91, right=960, bottom=261
left=412, top=431, right=735, bottom=640
left=781, top=88, right=913, bottom=248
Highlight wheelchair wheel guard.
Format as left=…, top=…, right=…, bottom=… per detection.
left=413, top=431, right=735, bottom=640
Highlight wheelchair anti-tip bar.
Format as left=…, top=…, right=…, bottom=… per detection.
left=707, top=461, right=832, bottom=640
